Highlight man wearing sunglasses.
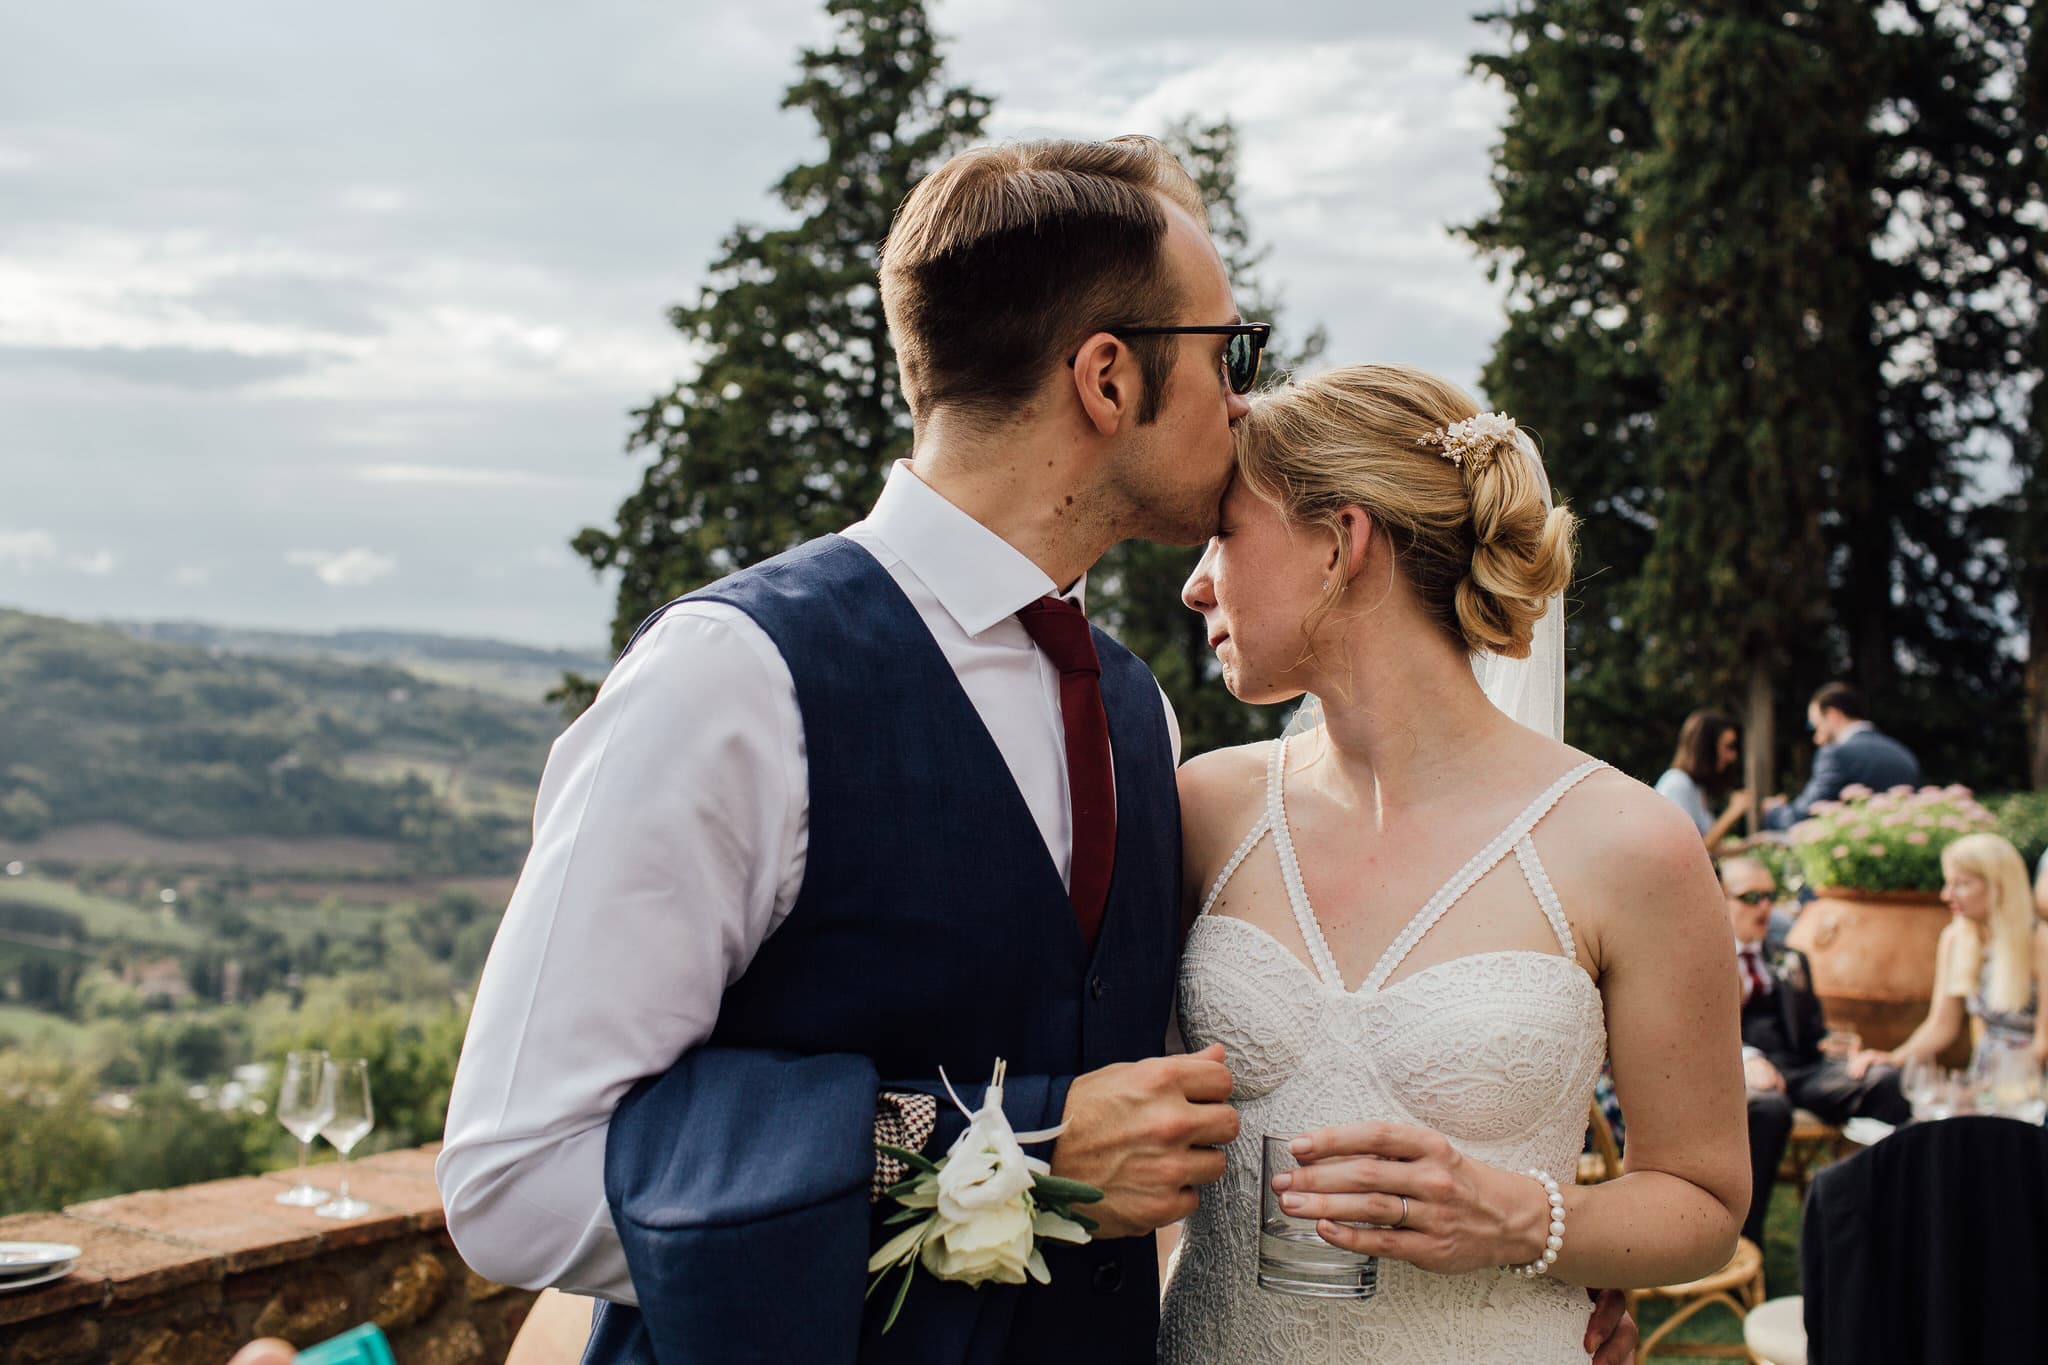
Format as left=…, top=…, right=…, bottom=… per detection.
left=1723, top=856, right=1909, bottom=1246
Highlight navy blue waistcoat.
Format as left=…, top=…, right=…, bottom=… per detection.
left=587, top=536, right=1181, bottom=1365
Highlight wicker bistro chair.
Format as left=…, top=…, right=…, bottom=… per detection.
left=1585, top=1102, right=1767, bottom=1360
left=1777, top=1109, right=1850, bottom=1200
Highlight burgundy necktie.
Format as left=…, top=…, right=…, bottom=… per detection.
left=1016, top=595, right=1116, bottom=950
left=1739, top=946, right=1771, bottom=1005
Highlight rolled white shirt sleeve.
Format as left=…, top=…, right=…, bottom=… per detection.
left=436, top=605, right=805, bottom=1302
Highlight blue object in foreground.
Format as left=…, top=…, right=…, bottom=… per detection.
left=295, top=1324, right=394, bottom=1365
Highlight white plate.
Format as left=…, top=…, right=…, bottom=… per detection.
left=0, top=1261, right=77, bottom=1293
left=0, top=1252, right=79, bottom=1285
left=1842, top=1116, right=1894, bottom=1146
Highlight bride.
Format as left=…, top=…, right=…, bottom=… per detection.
left=1158, top=364, right=1749, bottom=1362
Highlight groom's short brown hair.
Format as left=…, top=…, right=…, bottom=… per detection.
left=880, top=136, right=1208, bottom=427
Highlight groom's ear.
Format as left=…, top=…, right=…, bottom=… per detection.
left=1334, top=506, right=1374, bottom=583
left=1069, top=331, right=1132, bottom=436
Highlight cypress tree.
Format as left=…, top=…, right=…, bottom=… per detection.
left=1463, top=1, right=1668, bottom=775
left=1633, top=0, right=1876, bottom=807
left=563, top=0, right=990, bottom=707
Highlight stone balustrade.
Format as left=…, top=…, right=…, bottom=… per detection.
left=0, top=1144, right=537, bottom=1364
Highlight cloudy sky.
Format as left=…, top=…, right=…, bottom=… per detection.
left=1, top=0, right=1516, bottom=650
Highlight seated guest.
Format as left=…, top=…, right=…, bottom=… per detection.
left=1723, top=856, right=1908, bottom=1246
left=1889, top=832, right=2048, bottom=1071
left=1763, top=681, right=1920, bottom=829
left=1654, top=709, right=1752, bottom=852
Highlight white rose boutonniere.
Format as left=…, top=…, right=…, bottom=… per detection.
left=866, top=1059, right=1103, bottom=1330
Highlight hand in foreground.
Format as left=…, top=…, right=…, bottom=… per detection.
left=1725, top=789, right=1754, bottom=816
left=1743, top=1055, right=1784, bottom=1093
left=1271, top=1122, right=1550, bottom=1276
left=1051, top=1042, right=1239, bottom=1238
left=226, top=1341, right=296, bottom=1365
left=1585, top=1287, right=1637, bottom=1364
left=1844, top=1048, right=1890, bottom=1081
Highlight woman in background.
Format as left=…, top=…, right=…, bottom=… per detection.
left=1653, top=710, right=1751, bottom=854
left=1889, top=832, right=2048, bottom=1071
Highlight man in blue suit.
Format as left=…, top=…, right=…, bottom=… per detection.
left=439, top=136, right=1249, bottom=1364
left=1764, top=681, right=1922, bottom=830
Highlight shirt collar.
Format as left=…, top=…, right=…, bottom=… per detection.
left=858, top=460, right=1081, bottom=636
left=1837, top=720, right=1875, bottom=739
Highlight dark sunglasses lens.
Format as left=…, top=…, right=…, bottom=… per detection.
left=1225, top=333, right=1262, bottom=394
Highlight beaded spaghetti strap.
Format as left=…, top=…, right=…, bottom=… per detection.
left=1513, top=837, right=1578, bottom=963
left=1198, top=814, right=1271, bottom=918
left=1360, top=760, right=1605, bottom=994
left=1266, top=736, right=1348, bottom=990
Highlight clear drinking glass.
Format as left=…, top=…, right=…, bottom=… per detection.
left=314, top=1057, right=375, bottom=1220
left=1981, top=1049, right=2040, bottom=1118
left=1258, top=1135, right=1378, bottom=1300
left=1818, top=1029, right=1861, bottom=1062
left=1901, top=1058, right=1944, bottom=1120
left=273, top=1050, right=333, bottom=1206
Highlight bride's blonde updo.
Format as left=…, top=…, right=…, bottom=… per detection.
left=1234, top=363, right=1576, bottom=659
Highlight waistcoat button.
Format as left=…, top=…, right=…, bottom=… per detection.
left=1090, top=976, right=1106, bottom=1000
left=1092, top=1260, right=1122, bottom=1293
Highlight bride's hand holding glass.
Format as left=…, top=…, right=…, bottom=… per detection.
left=1269, top=1120, right=1557, bottom=1276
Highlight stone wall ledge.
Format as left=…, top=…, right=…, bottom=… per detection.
left=0, top=1144, right=537, bottom=1365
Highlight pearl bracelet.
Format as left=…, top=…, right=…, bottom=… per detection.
left=1507, top=1169, right=1566, bottom=1277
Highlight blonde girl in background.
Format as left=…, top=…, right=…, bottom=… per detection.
left=1889, top=832, right=2048, bottom=1071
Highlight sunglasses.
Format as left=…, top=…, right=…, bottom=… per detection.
left=1731, top=890, right=1775, bottom=905
left=1111, top=322, right=1274, bottom=395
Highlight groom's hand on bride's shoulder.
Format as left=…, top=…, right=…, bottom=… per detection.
left=1050, top=1042, right=1239, bottom=1238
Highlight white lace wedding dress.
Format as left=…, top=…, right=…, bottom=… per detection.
left=1158, top=738, right=1612, bottom=1363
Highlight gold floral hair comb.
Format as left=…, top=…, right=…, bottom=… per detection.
left=1417, top=411, right=1519, bottom=473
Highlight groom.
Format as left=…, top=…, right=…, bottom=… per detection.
left=439, top=135, right=1637, bottom=1363
left=441, top=135, right=1247, bottom=1363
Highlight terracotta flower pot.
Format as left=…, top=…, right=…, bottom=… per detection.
left=1786, top=887, right=1967, bottom=1064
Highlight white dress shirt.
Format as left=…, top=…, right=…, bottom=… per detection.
left=437, top=461, right=1179, bottom=1302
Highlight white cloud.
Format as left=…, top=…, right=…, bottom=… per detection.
left=352, top=463, right=576, bottom=489
left=285, top=547, right=397, bottom=587
left=0, top=529, right=59, bottom=568
left=67, top=549, right=118, bottom=575
left=173, top=564, right=212, bottom=587
left=339, top=186, right=407, bottom=215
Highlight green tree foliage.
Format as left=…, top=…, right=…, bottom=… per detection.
left=0, top=1053, right=117, bottom=1214
left=1466, top=0, right=2033, bottom=789
left=1088, top=118, right=1326, bottom=757
left=564, top=0, right=992, bottom=706
left=2019, top=8, right=2048, bottom=788
left=1632, top=0, right=1871, bottom=796
left=1462, top=0, right=1667, bottom=773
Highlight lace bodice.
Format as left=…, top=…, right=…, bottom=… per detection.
left=1159, top=739, right=1611, bottom=1363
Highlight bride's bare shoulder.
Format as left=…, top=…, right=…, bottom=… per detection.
left=1560, top=763, right=1713, bottom=865
left=1177, top=741, right=1272, bottom=846
left=1548, top=763, right=1721, bottom=920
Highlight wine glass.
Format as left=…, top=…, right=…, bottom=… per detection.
left=1983, top=1049, right=2041, bottom=1118
left=1819, top=1030, right=1861, bottom=1063
left=314, top=1057, right=375, bottom=1220
left=1900, top=1057, right=1950, bottom=1120
left=274, top=1050, right=333, bottom=1207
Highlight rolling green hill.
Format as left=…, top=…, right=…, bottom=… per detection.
left=0, top=608, right=561, bottom=874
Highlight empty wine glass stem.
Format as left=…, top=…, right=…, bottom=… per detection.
left=297, top=1139, right=311, bottom=1181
